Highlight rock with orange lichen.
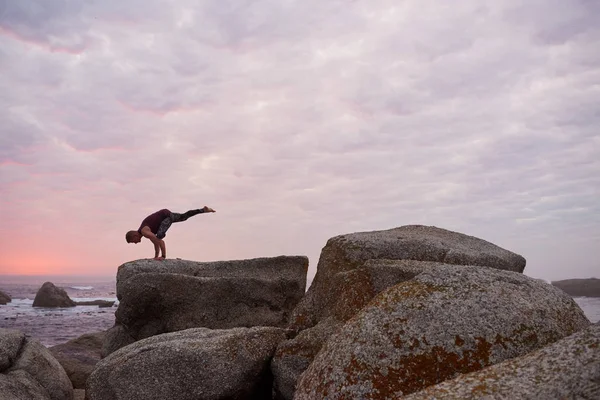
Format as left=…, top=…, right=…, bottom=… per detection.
left=294, top=264, right=590, bottom=400
left=403, top=322, right=600, bottom=400
left=274, top=225, right=526, bottom=400
left=87, top=326, right=288, bottom=400
left=289, top=225, right=527, bottom=334
left=272, top=260, right=437, bottom=399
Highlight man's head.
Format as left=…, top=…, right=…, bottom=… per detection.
left=126, top=230, right=142, bottom=243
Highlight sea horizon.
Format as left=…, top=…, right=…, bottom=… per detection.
left=0, top=274, right=116, bottom=284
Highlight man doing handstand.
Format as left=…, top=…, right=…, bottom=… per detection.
left=125, top=206, right=216, bottom=260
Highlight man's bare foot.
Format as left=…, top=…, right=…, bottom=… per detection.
left=154, top=257, right=165, bottom=261
left=203, top=206, right=216, bottom=213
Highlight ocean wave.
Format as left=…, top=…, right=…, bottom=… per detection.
left=70, top=286, right=94, bottom=290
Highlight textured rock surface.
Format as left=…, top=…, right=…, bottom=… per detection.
left=272, top=318, right=344, bottom=400
left=32, top=282, right=76, bottom=308
left=403, top=322, right=600, bottom=400
left=0, top=328, right=73, bottom=400
left=103, top=256, right=307, bottom=355
left=552, top=278, right=600, bottom=297
left=291, top=225, right=527, bottom=332
left=50, top=331, right=106, bottom=389
left=101, top=325, right=134, bottom=357
left=272, top=260, right=437, bottom=399
left=0, top=290, right=11, bottom=305
left=87, top=327, right=288, bottom=400
left=295, top=264, right=590, bottom=399
left=276, top=225, right=526, bottom=400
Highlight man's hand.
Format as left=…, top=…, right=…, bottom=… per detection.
left=203, top=206, right=216, bottom=213
left=140, top=226, right=167, bottom=259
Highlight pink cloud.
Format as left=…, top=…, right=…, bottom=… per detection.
left=0, top=26, right=90, bottom=55
left=117, top=100, right=204, bottom=116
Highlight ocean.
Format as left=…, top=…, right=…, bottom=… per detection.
left=1, top=276, right=599, bottom=347
left=0, top=276, right=118, bottom=346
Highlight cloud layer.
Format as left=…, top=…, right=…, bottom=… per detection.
left=1, top=0, right=599, bottom=280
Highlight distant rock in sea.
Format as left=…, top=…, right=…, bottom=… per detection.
left=75, top=300, right=115, bottom=308
left=552, top=278, right=600, bottom=297
left=33, top=282, right=76, bottom=308
left=0, top=290, right=11, bottom=305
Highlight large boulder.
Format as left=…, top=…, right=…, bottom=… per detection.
left=274, top=225, right=526, bottom=400
left=272, top=260, right=436, bottom=399
left=552, top=278, right=600, bottom=297
left=50, top=331, right=106, bottom=389
left=291, top=225, right=527, bottom=332
left=87, top=326, right=288, bottom=400
left=32, top=282, right=76, bottom=308
left=103, top=256, right=307, bottom=355
left=403, top=322, right=600, bottom=399
left=0, top=328, right=73, bottom=400
left=294, top=264, right=590, bottom=399
left=0, top=290, right=11, bottom=305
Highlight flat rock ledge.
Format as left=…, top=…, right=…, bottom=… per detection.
left=103, top=256, right=308, bottom=355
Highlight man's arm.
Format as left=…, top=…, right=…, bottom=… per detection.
left=140, top=226, right=167, bottom=259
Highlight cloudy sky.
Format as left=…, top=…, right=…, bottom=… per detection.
left=1, top=0, right=598, bottom=281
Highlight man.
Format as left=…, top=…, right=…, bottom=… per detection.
left=125, top=206, right=216, bottom=260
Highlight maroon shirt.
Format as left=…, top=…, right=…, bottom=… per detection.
left=138, top=209, right=171, bottom=234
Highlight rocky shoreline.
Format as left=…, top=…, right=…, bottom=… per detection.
left=1, top=225, right=598, bottom=400
left=552, top=278, right=600, bottom=297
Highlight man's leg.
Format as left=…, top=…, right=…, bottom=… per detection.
left=156, top=216, right=174, bottom=239
left=171, top=209, right=204, bottom=223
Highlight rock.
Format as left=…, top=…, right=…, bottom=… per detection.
left=272, top=260, right=437, bottom=399
left=103, top=256, right=307, bottom=355
left=291, top=225, right=527, bottom=332
left=87, top=326, right=288, bottom=400
left=294, top=264, right=590, bottom=399
left=0, top=328, right=73, bottom=400
left=552, top=278, right=600, bottom=297
left=74, top=389, right=85, bottom=400
left=49, top=331, right=106, bottom=389
left=272, top=318, right=344, bottom=400
left=0, top=290, right=11, bottom=305
left=403, top=322, right=600, bottom=399
left=32, top=282, right=76, bottom=308
left=101, top=325, right=135, bottom=357
left=74, top=300, right=115, bottom=307
left=275, top=225, right=526, bottom=400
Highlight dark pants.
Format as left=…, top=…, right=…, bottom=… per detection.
left=156, top=209, right=204, bottom=239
